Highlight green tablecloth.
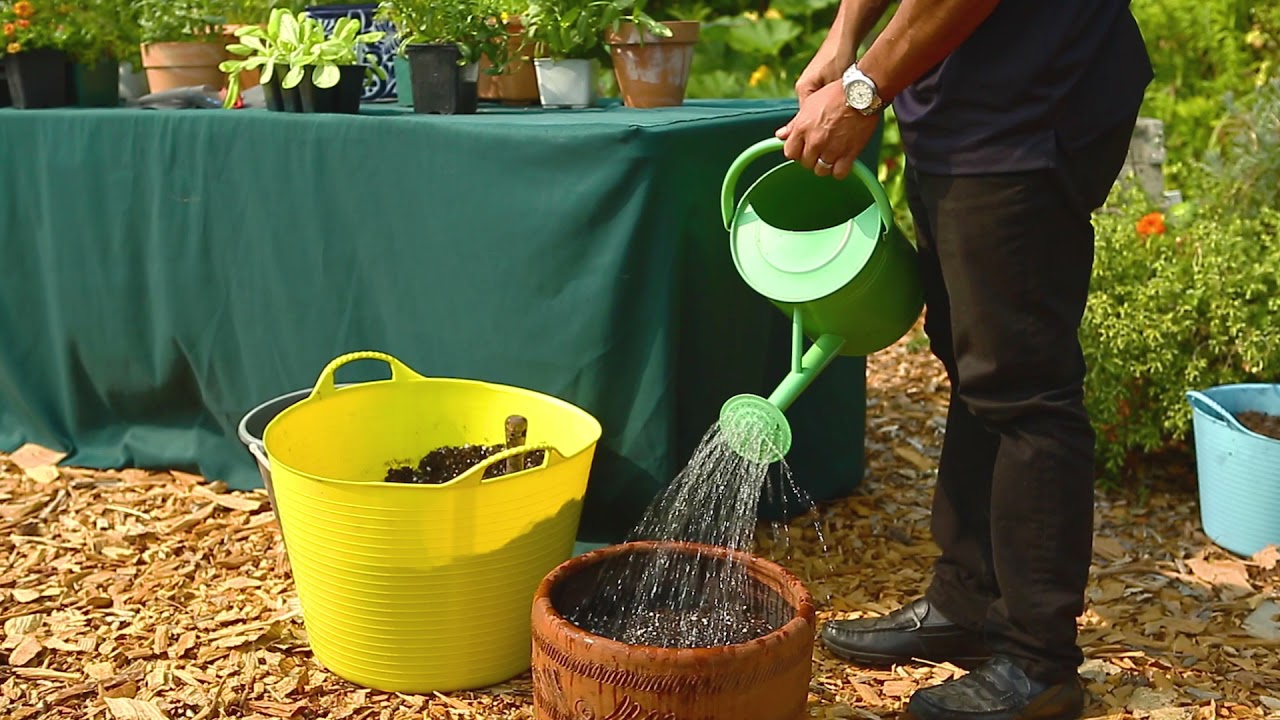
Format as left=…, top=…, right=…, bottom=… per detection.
left=0, top=99, right=875, bottom=543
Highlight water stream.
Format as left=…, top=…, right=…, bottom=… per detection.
left=565, top=420, right=832, bottom=648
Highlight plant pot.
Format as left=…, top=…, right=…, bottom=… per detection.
left=394, top=55, right=413, bottom=107
left=0, top=63, right=11, bottom=107
left=281, top=82, right=303, bottom=112
left=299, top=65, right=366, bottom=114
left=531, top=541, right=815, bottom=719
left=139, top=40, right=232, bottom=93
left=533, top=58, right=597, bottom=109
left=70, top=57, right=120, bottom=107
left=605, top=20, right=699, bottom=108
left=4, top=49, right=71, bottom=109
left=260, top=74, right=285, bottom=112
left=304, top=3, right=399, bottom=101
left=405, top=43, right=478, bottom=115
left=477, top=22, right=539, bottom=105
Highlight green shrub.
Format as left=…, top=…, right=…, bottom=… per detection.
left=1082, top=82, right=1280, bottom=481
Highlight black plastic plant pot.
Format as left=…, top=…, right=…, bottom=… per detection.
left=299, top=65, right=365, bottom=114
left=406, top=43, right=477, bottom=115
left=282, top=83, right=303, bottom=112
left=70, top=57, right=120, bottom=107
left=0, top=63, right=11, bottom=107
left=262, top=75, right=286, bottom=112
left=5, top=49, right=71, bottom=109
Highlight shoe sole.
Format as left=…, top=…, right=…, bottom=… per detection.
left=823, top=643, right=992, bottom=670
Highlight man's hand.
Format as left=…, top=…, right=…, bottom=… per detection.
left=793, top=41, right=852, bottom=105
left=775, top=81, right=879, bottom=181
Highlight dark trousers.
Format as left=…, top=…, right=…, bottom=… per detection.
left=905, top=119, right=1137, bottom=684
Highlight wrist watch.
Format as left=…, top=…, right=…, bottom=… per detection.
left=842, top=62, right=886, bottom=116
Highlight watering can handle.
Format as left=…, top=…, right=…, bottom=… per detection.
left=720, top=137, right=894, bottom=234
left=310, top=350, right=424, bottom=399
left=1186, top=390, right=1250, bottom=433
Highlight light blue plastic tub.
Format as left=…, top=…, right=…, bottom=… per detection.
left=1185, top=384, right=1280, bottom=557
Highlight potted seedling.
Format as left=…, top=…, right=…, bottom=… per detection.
left=220, top=7, right=298, bottom=110
left=63, top=0, right=135, bottom=107
left=604, top=0, right=695, bottom=108
left=521, top=0, right=664, bottom=109
left=293, top=13, right=386, bottom=112
left=134, top=0, right=235, bottom=93
left=1, top=0, right=73, bottom=108
left=476, top=4, right=539, bottom=106
left=376, top=0, right=510, bottom=115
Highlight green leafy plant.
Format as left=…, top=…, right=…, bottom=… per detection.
left=376, top=0, right=512, bottom=69
left=1081, top=82, right=1280, bottom=483
left=521, top=0, right=669, bottom=61
left=219, top=8, right=386, bottom=107
left=291, top=13, right=386, bottom=85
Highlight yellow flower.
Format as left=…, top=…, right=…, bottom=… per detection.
left=764, top=7, right=782, bottom=19
left=13, top=1, right=34, bottom=19
left=742, top=10, right=758, bottom=20
left=6, top=41, right=20, bottom=54
left=749, top=64, right=770, bottom=87
left=500, top=11, right=510, bottom=22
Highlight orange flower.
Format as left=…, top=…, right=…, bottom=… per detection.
left=1135, top=212, right=1165, bottom=236
left=18, top=19, right=29, bottom=28
left=3, top=23, right=13, bottom=36
left=13, top=1, right=34, bottom=19
left=6, top=41, right=20, bottom=54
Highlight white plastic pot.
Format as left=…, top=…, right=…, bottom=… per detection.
left=533, top=58, right=597, bottom=109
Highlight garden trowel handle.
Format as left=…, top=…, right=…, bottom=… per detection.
left=719, top=137, right=895, bottom=236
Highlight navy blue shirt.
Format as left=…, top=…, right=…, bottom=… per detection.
left=892, top=0, right=1154, bottom=175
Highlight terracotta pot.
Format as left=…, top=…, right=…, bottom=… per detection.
left=605, top=20, right=699, bottom=108
left=478, top=22, right=539, bottom=105
left=530, top=541, right=816, bottom=720
left=139, top=39, right=233, bottom=93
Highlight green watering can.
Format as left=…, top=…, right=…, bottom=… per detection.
left=718, top=138, right=924, bottom=464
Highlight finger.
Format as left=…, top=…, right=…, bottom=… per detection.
left=782, top=127, right=805, bottom=163
left=795, top=80, right=817, bottom=104
left=831, top=155, right=855, bottom=181
left=801, top=133, right=825, bottom=170
left=813, top=157, right=833, bottom=177
left=775, top=122, right=791, bottom=140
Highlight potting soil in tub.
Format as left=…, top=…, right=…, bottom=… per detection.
left=562, top=421, right=826, bottom=648
left=384, top=443, right=546, bottom=484
left=1238, top=411, right=1280, bottom=441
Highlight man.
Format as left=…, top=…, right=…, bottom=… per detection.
left=775, top=2, right=1152, bottom=719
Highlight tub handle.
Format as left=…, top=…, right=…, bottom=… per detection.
left=310, top=351, right=423, bottom=399
left=1186, top=390, right=1249, bottom=433
left=455, top=442, right=558, bottom=486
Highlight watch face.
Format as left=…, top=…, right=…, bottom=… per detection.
left=847, top=80, right=874, bottom=109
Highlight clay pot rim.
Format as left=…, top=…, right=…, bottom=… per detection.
left=604, top=19, right=700, bottom=46
left=533, top=539, right=816, bottom=660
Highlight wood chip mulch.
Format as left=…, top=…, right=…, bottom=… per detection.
left=2, top=323, right=1278, bottom=719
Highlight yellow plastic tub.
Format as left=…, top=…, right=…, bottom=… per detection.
left=260, top=351, right=602, bottom=693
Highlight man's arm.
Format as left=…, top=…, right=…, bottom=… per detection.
left=857, top=0, right=1003, bottom=102
left=793, top=0, right=891, bottom=102
left=779, top=0, right=1004, bottom=179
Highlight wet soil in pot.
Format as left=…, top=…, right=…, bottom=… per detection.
left=555, top=547, right=792, bottom=648
left=384, top=443, right=546, bottom=484
left=1238, top=411, right=1280, bottom=441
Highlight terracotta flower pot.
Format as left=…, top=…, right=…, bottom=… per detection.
left=605, top=20, right=699, bottom=108
left=478, top=20, right=539, bottom=105
left=139, top=39, right=233, bottom=93
left=530, top=540, right=816, bottom=720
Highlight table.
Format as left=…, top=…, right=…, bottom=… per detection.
left=0, top=100, right=878, bottom=543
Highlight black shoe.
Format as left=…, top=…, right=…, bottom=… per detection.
left=820, top=597, right=991, bottom=668
left=905, top=656, right=1085, bottom=720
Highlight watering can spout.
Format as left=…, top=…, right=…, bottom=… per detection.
left=718, top=309, right=845, bottom=464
